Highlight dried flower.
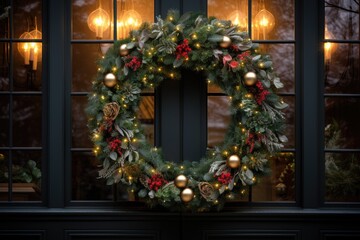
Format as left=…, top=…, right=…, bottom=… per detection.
left=198, top=182, right=218, bottom=201
left=103, top=102, right=120, bottom=120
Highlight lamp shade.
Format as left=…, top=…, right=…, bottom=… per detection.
left=87, top=7, right=111, bottom=38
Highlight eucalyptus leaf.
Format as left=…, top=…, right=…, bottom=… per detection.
left=126, top=42, right=136, bottom=49
left=138, top=189, right=148, bottom=198
left=109, top=152, right=118, bottom=161
left=173, top=58, right=184, bottom=68
left=273, top=77, right=284, bottom=88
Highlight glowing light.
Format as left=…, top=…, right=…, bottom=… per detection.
left=253, top=1, right=275, bottom=40
left=87, top=1, right=110, bottom=39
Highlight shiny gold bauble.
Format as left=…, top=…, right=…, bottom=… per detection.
left=244, top=72, right=257, bottom=86
left=103, top=73, right=117, bottom=88
left=180, top=188, right=194, bottom=203
left=174, top=174, right=188, bottom=188
left=119, top=44, right=129, bottom=56
left=227, top=154, right=241, bottom=169
left=219, top=36, right=232, bottom=48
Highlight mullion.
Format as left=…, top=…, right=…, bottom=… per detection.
left=8, top=0, right=13, bottom=202
left=324, top=149, right=360, bottom=153
left=324, top=94, right=360, bottom=97
left=323, top=39, right=360, bottom=43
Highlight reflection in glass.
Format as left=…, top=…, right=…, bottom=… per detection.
left=13, top=0, right=42, bottom=41
left=325, top=98, right=360, bottom=149
left=72, top=96, right=92, bottom=148
left=325, top=0, right=359, bottom=41
left=207, top=96, right=231, bottom=147
left=137, top=96, right=154, bottom=145
left=11, top=150, right=42, bottom=201
left=13, top=43, right=42, bottom=91
left=0, top=3, right=10, bottom=39
left=0, top=151, right=8, bottom=201
left=325, top=153, right=360, bottom=202
left=325, top=44, right=360, bottom=94
left=252, top=152, right=295, bottom=201
left=73, top=0, right=154, bottom=40
left=259, top=44, right=295, bottom=94
left=252, top=0, right=294, bottom=40
left=281, top=96, right=295, bottom=149
left=73, top=0, right=113, bottom=40
left=0, top=95, right=9, bottom=147
left=0, top=42, right=10, bottom=91
left=72, top=152, right=112, bottom=200
left=13, top=96, right=42, bottom=147
left=72, top=44, right=101, bottom=92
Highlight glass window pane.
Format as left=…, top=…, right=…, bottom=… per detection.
left=207, top=96, right=231, bottom=148
left=325, top=0, right=359, bottom=41
left=72, top=96, right=92, bottom=148
left=72, top=151, right=112, bottom=200
left=325, top=44, right=360, bottom=94
left=137, top=96, right=154, bottom=145
left=252, top=0, right=294, bottom=40
left=282, top=96, right=295, bottom=149
left=13, top=42, right=42, bottom=91
left=259, top=44, right=295, bottom=94
left=117, top=0, right=155, bottom=40
left=252, top=152, right=295, bottom=202
left=0, top=95, right=9, bottom=147
left=207, top=0, right=249, bottom=32
left=72, top=0, right=114, bottom=40
left=325, top=152, right=360, bottom=202
left=325, top=98, right=360, bottom=149
left=13, top=0, right=42, bottom=41
left=0, top=151, right=9, bottom=201
left=0, top=1, right=10, bottom=39
left=72, top=44, right=101, bottom=92
left=0, top=42, right=10, bottom=91
left=13, top=95, right=42, bottom=147
left=11, top=150, right=42, bottom=201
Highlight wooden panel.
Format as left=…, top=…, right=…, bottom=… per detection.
left=321, top=231, right=360, bottom=240
left=0, top=230, right=45, bottom=240
left=204, top=230, right=300, bottom=240
left=65, top=230, right=159, bottom=240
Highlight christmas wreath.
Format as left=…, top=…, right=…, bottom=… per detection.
left=87, top=10, right=288, bottom=211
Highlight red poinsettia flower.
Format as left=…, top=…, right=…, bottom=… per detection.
left=147, top=174, right=168, bottom=191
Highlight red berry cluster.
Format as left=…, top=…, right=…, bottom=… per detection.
left=237, top=51, right=251, bottom=61
left=230, top=44, right=240, bottom=52
left=147, top=174, right=167, bottom=191
left=125, top=56, right=142, bottom=71
left=107, top=137, right=123, bottom=155
left=246, top=132, right=263, bottom=153
left=175, top=39, right=192, bottom=60
left=217, top=172, right=232, bottom=185
left=254, top=81, right=270, bottom=105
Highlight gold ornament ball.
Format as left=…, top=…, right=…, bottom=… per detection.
left=103, top=73, right=117, bottom=88
left=119, top=44, right=129, bottom=56
left=180, top=188, right=194, bottom=203
left=244, top=72, right=257, bottom=86
left=227, top=154, right=241, bottom=169
left=219, top=36, right=232, bottom=48
left=174, top=174, right=188, bottom=188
